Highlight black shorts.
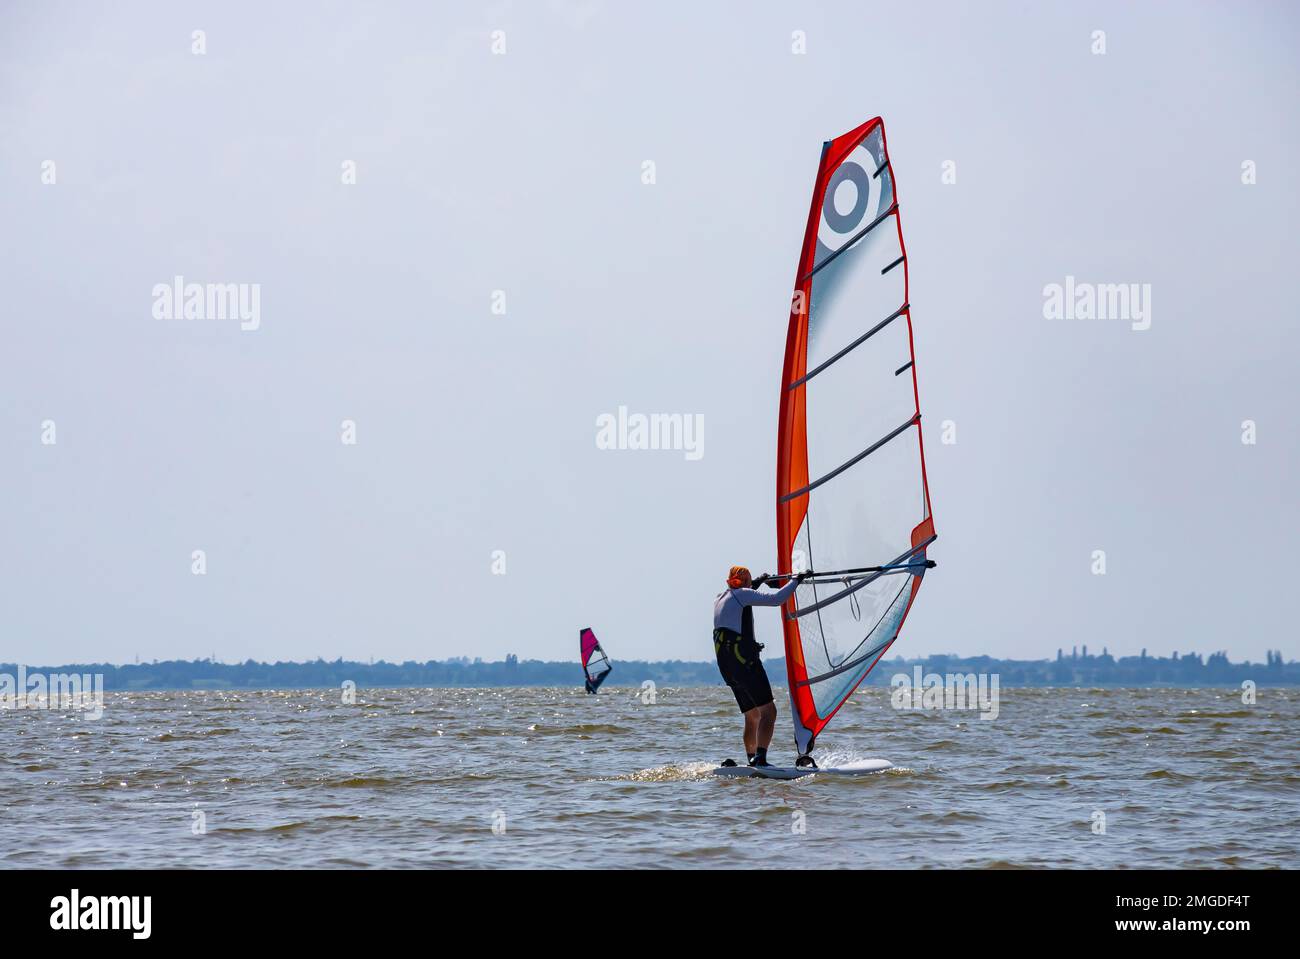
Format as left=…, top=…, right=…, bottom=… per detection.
left=714, top=629, right=774, bottom=713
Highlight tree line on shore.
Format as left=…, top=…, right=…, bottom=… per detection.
left=3, top=647, right=1294, bottom=691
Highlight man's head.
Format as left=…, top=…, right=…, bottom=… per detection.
left=727, top=566, right=752, bottom=589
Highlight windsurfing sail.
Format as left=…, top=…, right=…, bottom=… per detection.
left=579, top=627, right=612, bottom=693
left=776, top=117, right=936, bottom=758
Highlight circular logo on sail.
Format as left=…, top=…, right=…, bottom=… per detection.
left=817, top=142, right=883, bottom=259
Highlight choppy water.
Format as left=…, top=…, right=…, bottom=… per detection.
left=1, top=686, right=1296, bottom=868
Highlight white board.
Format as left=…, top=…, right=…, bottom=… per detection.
left=712, top=758, right=892, bottom=779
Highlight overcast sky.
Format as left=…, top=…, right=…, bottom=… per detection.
left=2, top=1, right=1297, bottom=667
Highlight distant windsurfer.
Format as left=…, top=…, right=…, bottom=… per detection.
left=713, top=566, right=808, bottom=767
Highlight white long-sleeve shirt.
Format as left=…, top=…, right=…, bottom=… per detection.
left=712, top=578, right=800, bottom=633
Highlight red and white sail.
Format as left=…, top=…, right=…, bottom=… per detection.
left=776, top=118, right=937, bottom=757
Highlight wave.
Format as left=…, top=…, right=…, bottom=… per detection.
left=617, top=762, right=715, bottom=783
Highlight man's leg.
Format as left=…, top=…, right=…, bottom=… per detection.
left=742, top=706, right=760, bottom=755
left=756, top=701, right=777, bottom=750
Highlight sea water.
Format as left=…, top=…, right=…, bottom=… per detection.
left=1, top=686, right=1296, bottom=868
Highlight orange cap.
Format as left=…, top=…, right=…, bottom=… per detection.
left=727, top=566, right=751, bottom=588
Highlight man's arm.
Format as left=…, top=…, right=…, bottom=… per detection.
left=735, top=576, right=801, bottom=607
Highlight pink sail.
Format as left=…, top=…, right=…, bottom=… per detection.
left=579, top=627, right=612, bottom=693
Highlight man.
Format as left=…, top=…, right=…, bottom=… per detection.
left=713, top=565, right=807, bottom=767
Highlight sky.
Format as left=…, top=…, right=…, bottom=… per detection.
left=1, top=1, right=1297, bottom=667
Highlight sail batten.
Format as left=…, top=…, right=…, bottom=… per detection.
left=780, top=414, right=919, bottom=503
left=775, top=117, right=937, bottom=758
left=801, top=203, right=899, bottom=282
left=787, top=303, right=908, bottom=391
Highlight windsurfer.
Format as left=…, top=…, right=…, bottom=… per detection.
left=713, top=566, right=808, bottom=766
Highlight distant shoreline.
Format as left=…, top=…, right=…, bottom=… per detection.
left=3, top=649, right=1295, bottom=691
